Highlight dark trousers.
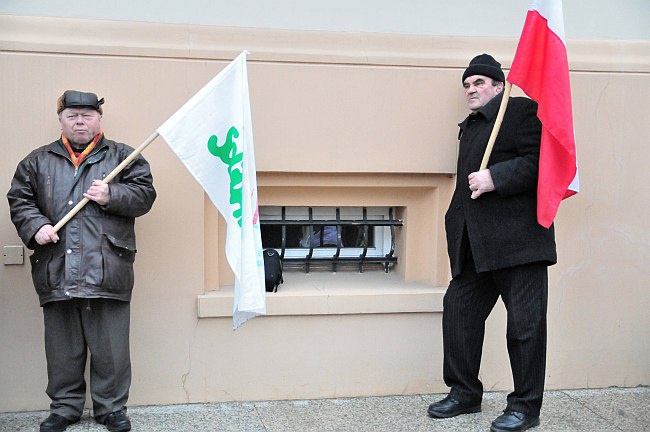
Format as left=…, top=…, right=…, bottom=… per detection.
left=43, top=298, right=131, bottom=420
left=442, top=254, right=548, bottom=416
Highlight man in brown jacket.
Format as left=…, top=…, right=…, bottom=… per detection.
left=427, top=55, right=556, bottom=432
left=7, top=90, right=156, bottom=432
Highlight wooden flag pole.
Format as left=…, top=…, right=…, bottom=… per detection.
left=480, top=81, right=513, bottom=170
left=52, top=131, right=160, bottom=233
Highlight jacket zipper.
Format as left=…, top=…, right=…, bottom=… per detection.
left=46, top=175, right=52, bottom=200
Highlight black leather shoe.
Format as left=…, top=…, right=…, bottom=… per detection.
left=98, top=408, right=131, bottom=432
left=490, top=410, right=540, bottom=431
left=40, top=413, right=80, bottom=432
left=427, top=395, right=481, bottom=418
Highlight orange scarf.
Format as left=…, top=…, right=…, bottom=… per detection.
left=62, top=129, right=104, bottom=168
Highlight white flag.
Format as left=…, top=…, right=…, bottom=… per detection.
left=157, top=51, right=266, bottom=329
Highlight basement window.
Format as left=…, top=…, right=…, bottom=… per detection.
left=259, top=206, right=402, bottom=273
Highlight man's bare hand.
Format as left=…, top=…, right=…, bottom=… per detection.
left=35, top=224, right=59, bottom=245
left=468, top=169, right=495, bottom=199
left=84, top=180, right=110, bottom=205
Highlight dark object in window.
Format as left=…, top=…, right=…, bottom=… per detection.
left=262, top=224, right=373, bottom=249
left=263, top=249, right=283, bottom=292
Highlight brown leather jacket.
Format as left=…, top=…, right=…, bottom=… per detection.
left=7, top=136, right=156, bottom=305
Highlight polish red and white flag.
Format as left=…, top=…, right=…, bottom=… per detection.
left=507, top=0, right=579, bottom=228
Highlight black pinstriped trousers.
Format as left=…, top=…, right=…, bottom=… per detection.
left=442, top=252, right=548, bottom=416
left=42, top=298, right=131, bottom=421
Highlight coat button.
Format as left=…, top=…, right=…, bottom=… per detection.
left=68, top=200, right=73, bottom=206
left=66, top=249, right=72, bottom=254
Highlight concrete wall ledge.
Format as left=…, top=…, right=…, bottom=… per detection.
left=198, top=272, right=446, bottom=317
left=1, top=15, right=648, bottom=72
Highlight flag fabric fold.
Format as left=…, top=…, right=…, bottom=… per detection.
left=507, top=0, right=579, bottom=228
left=157, top=51, right=266, bottom=329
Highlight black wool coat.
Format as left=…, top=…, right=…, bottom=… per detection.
left=445, top=93, right=557, bottom=278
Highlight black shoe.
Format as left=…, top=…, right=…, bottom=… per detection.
left=40, top=413, right=80, bottom=432
left=98, top=408, right=131, bottom=432
left=427, top=395, right=481, bottom=418
left=490, top=410, right=540, bottom=432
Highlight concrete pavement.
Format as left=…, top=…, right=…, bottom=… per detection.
left=1, top=387, right=648, bottom=431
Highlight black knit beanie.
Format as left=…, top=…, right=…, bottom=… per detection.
left=462, top=54, right=505, bottom=83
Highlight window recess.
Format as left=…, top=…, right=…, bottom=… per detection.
left=259, top=206, right=402, bottom=273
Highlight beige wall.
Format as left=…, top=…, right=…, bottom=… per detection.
left=0, top=15, right=648, bottom=412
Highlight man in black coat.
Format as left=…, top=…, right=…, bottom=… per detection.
left=427, top=54, right=556, bottom=432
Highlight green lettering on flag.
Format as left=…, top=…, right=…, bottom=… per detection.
left=207, top=126, right=244, bottom=226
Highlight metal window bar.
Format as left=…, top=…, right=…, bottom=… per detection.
left=261, top=207, right=403, bottom=273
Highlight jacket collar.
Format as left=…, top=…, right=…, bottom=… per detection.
left=50, top=134, right=107, bottom=159
left=458, top=92, right=504, bottom=135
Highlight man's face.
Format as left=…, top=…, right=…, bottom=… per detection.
left=59, top=107, right=101, bottom=146
left=463, top=75, right=503, bottom=112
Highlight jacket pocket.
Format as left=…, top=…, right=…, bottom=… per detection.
left=100, top=233, right=136, bottom=291
left=30, top=246, right=63, bottom=294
